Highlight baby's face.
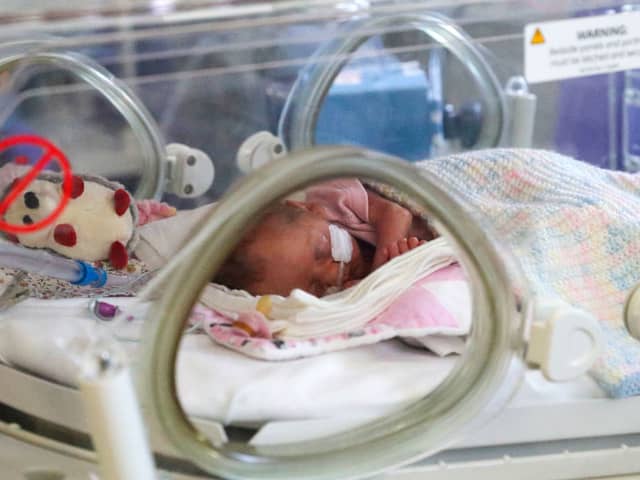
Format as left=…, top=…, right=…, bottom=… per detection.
left=247, top=211, right=363, bottom=297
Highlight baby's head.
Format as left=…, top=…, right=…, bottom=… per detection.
left=213, top=202, right=364, bottom=297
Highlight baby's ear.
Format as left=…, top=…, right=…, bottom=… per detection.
left=307, top=202, right=330, bottom=218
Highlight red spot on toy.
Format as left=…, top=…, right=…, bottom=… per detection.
left=71, top=176, right=85, bottom=199
left=14, top=156, right=29, bottom=165
left=109, top=241, right=128, bottom=269
left=5, top=233, right=18, bottom=243
left=113, top=189, right=130, bottom=216
left=53, top=223, right=77, bottom=247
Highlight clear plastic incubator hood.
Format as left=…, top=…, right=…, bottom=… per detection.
left=0, top=1, right=638, bottom=480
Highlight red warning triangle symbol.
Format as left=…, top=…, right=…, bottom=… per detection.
left=531, top=28, right=545, bottom=45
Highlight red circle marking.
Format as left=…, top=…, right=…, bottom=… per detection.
left=0, top=135, right=72, bottom=234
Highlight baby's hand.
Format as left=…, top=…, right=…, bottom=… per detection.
left=136, top=199, right=177, bottom=226
left=374, top=237, right=426, bottom=269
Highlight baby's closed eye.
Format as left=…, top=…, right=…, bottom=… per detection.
left=314, top=233, right=331, bottom=261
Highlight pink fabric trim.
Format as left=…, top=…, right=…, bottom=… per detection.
left=369, top=271, right=460, bottom=329
left=373, top=288, right=458, bottom=328
left=305, top=179, right=377, bottom=245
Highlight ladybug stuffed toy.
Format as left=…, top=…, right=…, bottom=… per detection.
left=2, top=173, right=138, bottom=269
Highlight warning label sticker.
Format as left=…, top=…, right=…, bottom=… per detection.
left=525, top=10, right=640, bottom=84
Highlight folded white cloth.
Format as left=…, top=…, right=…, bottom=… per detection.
left=134, top=204, right=216, bottom=269
left=136, top=202, right=457, bottom=339
left=200, top=237, right=457, bottom=339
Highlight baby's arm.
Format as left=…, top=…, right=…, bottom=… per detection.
left=366, top=190, right=414, bottom=269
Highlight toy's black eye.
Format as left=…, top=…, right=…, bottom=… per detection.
left=22, top=215, right=33, bottom=225
left=24, top=191, right=39, bottom=209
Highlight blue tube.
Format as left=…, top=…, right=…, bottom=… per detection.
left=0, top=241, right=142, bottom=289
left=71, top=261, right=108, bottom=287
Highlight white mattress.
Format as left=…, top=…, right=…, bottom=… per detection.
left=4, top=296, right=639, bottom=450
left=0, top=297, right=458, bottom=424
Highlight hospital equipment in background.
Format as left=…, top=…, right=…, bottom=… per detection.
left=0, top=1, right=639, bottom=479
left=0, top=41, right=215, bottom=200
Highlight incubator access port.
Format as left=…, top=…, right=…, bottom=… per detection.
left=527, top=300, right=602, bottom=382
left=236, top=131, right=287, bottom=173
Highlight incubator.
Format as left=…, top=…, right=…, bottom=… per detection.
left=0, top=1, right=639, bottom=479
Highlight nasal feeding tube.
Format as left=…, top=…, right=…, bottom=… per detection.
left=328, top=224, right=352, bottom=290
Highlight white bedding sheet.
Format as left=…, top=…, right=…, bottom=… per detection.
left=0, top=297, right=607, bottom=427
left=0, top=297, right=459, bottom=424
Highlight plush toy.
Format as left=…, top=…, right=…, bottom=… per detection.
left=2, top=173, right=138, bottom=269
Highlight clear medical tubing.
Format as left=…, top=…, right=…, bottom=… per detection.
left=0, top=41, right=166, bottom=200
left=279, top=13, right=506, bottom=152
left=140, top=146, right=530, bottom=480
left=0, top=241, right=131, bottom=288
left=0, top=241, right=80, bottom=283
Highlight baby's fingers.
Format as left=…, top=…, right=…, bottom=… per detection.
left=397, top=238, right=410, bottom=254
left=408, top=237, right=420, bottom=249
left=387, top=242, right=400, bottom=259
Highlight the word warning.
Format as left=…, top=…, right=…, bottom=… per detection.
left=525, top=10, right=640, bottom=84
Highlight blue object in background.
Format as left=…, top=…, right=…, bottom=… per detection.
left=0, top=117, right=42, bottom=167
left=314, top=62, right=442, bottom=161
left=554, top=67, right=640, bottom=172
left=266, top=45, right=445, bottom=162
left=554, top=72, right=624, bottom=170
left=554, top=7, right=640, bottom=171
left=623, top=70, right=640, bottom=171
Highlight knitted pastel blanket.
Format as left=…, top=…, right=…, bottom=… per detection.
left=375, top=148, right=640, bottom=398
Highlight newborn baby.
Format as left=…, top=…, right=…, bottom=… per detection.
left=214, top=179, right=437, bottom=296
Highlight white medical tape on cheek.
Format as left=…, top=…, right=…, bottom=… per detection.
left=329, top=224, right=353, bottom=263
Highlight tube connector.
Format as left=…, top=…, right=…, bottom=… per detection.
left=72, top=261, right=107, bottom=287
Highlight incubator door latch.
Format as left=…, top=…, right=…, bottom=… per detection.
left=443, top=101, right=483, bottom=148
left=624, top=282, right=640, bottom=340
left=236, top=131, right=287, bottom=173
left=526, top=299, right=602, bottom=381
left=165, top=143, right=215, bottom=198
left=503, top=76, right=537, bottom=148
